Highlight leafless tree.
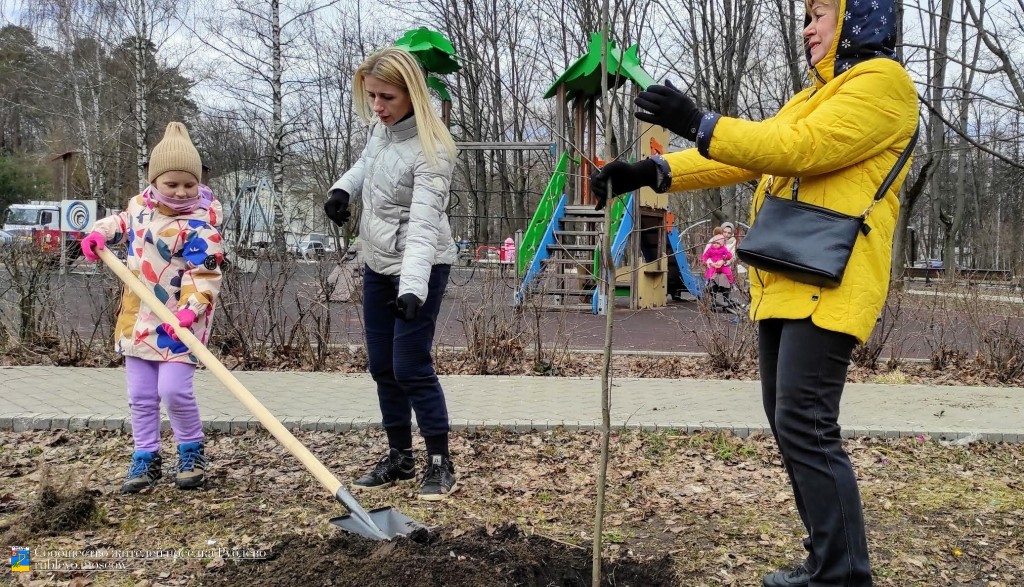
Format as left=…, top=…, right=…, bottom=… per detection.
left=939, top=5, right=982, bottom=278
left=196, top=0, right=338, bottom=248
left=109, top=0, right=187, bottom=189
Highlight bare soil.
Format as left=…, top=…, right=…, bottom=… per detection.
left=201, top=524, right=675, bottom=587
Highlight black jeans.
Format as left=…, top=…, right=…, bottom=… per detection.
left=363, top=264, right=451, bottom=452
left=758, top=318, right=871, bottom=587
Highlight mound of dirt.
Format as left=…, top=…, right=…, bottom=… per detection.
left=29, top=486, right=99, bottom=533
left=1, top=486, right=100, bottom=545
left=202, top=524, right=676, bottom=587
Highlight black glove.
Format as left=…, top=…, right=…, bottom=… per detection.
left=324, top=189, right=351, bottom=227
left=634, top=79, right=704, bottom=142
left=590, top=158, right=658, bottom=211
left=388, top=293, right=423, bottom=322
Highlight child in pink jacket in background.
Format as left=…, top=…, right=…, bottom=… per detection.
left=702, top=233, right=735, bottom=284
left=81, top=122, right=224, bottom=494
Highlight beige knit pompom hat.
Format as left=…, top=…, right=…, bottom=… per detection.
left=148, top=122, right=203, bottom=183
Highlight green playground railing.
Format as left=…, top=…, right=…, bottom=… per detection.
left=517, top=152, right=570, bottom=275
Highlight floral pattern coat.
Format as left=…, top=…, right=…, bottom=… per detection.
left=92, top=193, right=224, bottom=364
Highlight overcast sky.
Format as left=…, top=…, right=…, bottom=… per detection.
left=1, top=0, right=1020, bottom=120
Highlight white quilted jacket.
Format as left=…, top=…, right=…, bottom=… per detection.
left=330, top=115, right=457, bottom=302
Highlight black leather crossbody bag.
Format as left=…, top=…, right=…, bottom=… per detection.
left=736, top=128, right=919, bottom=288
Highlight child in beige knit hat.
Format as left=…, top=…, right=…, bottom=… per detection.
left=79, top=121, right=224, bottom=494
left=144, top=122, right=207, bottom=213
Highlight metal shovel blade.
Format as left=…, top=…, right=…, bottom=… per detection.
left=329, top=486, right=426, bottom=540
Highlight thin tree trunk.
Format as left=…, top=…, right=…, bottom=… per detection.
left=271, top=0, right=287, bottom=249
left=891, top=156, right=935, bottom=281
left=592, top=2, right=612, bottom=584
left=133, top=0, right=149, bottom=190
left=928, top=0, right=953, bottom=264
left=776, top=0, right=804, bottom=94
left=942, top=3, right=979, bottom=281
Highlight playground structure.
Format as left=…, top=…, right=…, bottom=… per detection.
left=515, top=34, right=701, bottom=313
left=390, top=28, right=705, bottom=313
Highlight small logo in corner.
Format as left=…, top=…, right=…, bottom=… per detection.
left=11, top=546, right=30, bottom=572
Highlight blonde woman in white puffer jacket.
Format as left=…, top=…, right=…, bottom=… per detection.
left=324, top=46, right=459, bottom=502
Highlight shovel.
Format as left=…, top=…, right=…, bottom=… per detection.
left=97, top=247, right=423, bottom=540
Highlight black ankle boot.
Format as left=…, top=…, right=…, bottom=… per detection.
left=762, top=563, right=811, bottom=587
left=352, top=448, right=416, bottom=490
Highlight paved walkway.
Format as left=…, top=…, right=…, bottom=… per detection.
left=1, top=366, right=1021, bottom=442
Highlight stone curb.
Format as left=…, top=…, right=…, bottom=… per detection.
left=2, top=414, right=1019, bottom=443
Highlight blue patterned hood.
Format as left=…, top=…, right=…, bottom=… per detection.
left=808, top=0, right=899, bottom=86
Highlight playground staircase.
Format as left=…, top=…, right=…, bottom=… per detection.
left=532, top=205, right=605, bottom=311
left=516, top=151, right=700, bottom=312
left=516, top=192, right=634, bottom=312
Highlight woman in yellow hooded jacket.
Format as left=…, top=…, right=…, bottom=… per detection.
left=591, top=0, right=917, bottom=585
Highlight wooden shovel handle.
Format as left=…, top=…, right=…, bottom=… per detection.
left=97, top=247, right=343, bottom=496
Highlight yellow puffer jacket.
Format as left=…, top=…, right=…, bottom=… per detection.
left=662, top=0, right=918, bottom=342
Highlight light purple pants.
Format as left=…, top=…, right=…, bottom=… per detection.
left=125, top=357, right=205, bottom=452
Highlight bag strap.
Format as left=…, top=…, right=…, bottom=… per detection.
left=868, top=125, right=920, bottom=202
left=790, top=125, right=921, bottom=218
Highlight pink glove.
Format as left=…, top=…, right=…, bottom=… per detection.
left=80, top=231, right=106, bottom=261
left=161, top=309, right=197, bottom=341
left=198, top=184, right=214, bottom=209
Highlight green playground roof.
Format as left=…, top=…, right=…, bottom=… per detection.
left=544, top=33, right=655, bottom=101
left=394, top=27, right=461, bottom=75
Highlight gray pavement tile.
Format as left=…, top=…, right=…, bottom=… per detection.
left=13, top=415, right=37, bottom=432
left=277, top=416, right=298, bottom=431
left=315, top=418, right=338, bottom=432
left=51, top=416, right=70, bottom=430
left=103, top=417, right=126, bottom=431
left=207, top=419, right=232, bottom=434
left=68, top=417, right=90, bottom=431
left=31, top=414, right=58, bottom=430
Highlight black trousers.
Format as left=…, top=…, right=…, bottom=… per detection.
left=363, top=264, right=451, bottom=454
left=758, top=318, right=872, bottom=587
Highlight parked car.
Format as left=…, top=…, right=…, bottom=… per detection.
left=911, top=258, right=960, bottom=270
left=294, top=240, right=326, bottom=260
